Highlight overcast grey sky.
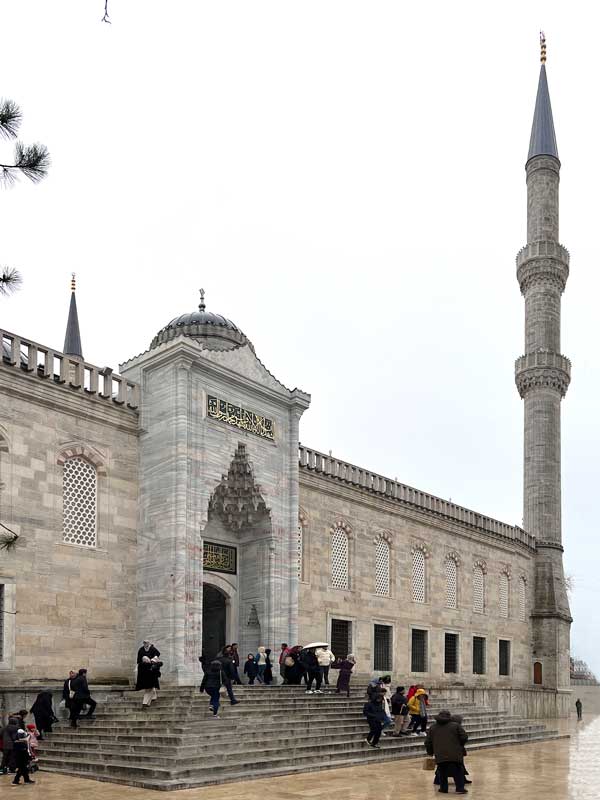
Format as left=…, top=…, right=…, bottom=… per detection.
left=1, top=1, right=598, bottom=672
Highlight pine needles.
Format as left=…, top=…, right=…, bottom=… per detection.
left=0, top=97, right=50, bottom=186
left=0, top=266, right=23, bottom=296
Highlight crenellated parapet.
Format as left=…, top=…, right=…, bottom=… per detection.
left=515, top=351, right=571, bottom=398
left=516, top=241, right=569, bottom=294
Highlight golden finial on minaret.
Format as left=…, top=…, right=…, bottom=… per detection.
left=71, top=272, right=76, bottom=292
left=540, top=31, right=547, bottom=64
left=199, top=288, right=206, bottom=311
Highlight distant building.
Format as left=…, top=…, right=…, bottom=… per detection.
left=570, top=658, right=598, bottom=684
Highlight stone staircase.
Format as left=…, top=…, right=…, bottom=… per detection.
left=37, top=685, right=567, bottom=791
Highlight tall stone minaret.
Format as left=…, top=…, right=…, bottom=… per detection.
left=515, top=34, right=572, bottom=704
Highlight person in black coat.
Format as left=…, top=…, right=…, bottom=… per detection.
left=62, top=670, right=77, bottom=711
left=363, top=696, right=387, bottom=748
left=69, top=669, right=97, bottom=728
left=137, top=641, right=160, bottom=664
left=0, top=716, right=19, bottom=773
left=217, top=647, right=239, bottom=705
left=264, top=649, right=274, bottom=685
left=30, top=692, right=57, bottom=737
left=11, top=729, right=34, bottom=785
left=244, top=654, right=259, bottom=685
left=300, top=649, right=322, bottom=694
left=204, top=659, right=224, bottom=717
left=137, top=656, right=162, bottom=706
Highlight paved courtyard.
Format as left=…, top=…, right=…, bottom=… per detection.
left=2, top=716, right=596, bottom=799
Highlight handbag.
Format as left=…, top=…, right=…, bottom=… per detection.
left=68, top=681, right=75, bottom=700
left=284, top=656, right=294, bottom=667
left=423, top=757, right=436, bottom=771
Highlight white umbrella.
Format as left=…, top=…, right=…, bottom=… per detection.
left=302, top=642, right=329, bottom=649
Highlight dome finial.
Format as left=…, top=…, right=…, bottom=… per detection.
left=71, top=272, right=76, bottom=292
left=199, top=288, right=206, bottom=311
left=540, top=30, right=547, bottom=64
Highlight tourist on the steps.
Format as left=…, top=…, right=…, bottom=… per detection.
left=230, top=643, right=242, bottom=685
left=576, top=698, right=583, bottom=720
left=264, top=649, right=274, bottom=685
left=217, top=647, right=239, bottom=705
left=380, top=675, right=394, bottom=733
left=425, top=709, right=469, bottom=794
left=204, top=659, right=224, bottom=718
left=407, top=687, right=428, bottom=735
left=300, top=647, right=323, bottom=694
left=279, top=643, right=290, bottom=684
left=391, top=686, right=410, bottom=736
left=255, top=646, right=268, bottom=683
left=137, top=656, right=161, bottom=706
left=11, top=729, right=34, bottom=786
left=332, top=653, right=355, bottom=697
left=363, top=694, right=386, bottom=748
left=244, top=654, right=258, bottom=684
left=0, top=715, right=19, bottom=774
left=62, top=670, right=77, bottom=713
left=69, top=668, right=97, bottom=728
left=29, top=691, right=57, bottom=737
left=137, top=640, right=160, bottom=663
left=315, top=645, right=335, bottom=687
left=284, top=646, right=304, bottom=685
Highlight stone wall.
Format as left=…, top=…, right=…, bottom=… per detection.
left=0, top=347, right=139, bottom=684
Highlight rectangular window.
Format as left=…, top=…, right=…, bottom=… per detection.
left=0, top=584, right=4, bottom=661
left=444, top=632, right=459, bottom=674
left=473, top=636, right=486, bottom=675
left=499, top=639, right=511, bottom=676
left=330, top=619, right=352, bottom=661
left=374, top=624, right=392, bottom=671
left=411, top=628, right=428, bottom=672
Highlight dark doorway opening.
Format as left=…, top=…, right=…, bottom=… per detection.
left=202, top=584, right=226, bottom=662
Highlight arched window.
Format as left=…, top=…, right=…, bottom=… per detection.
left=519, top=577, right=527, bottom=621
left=62, top=457, right=97, bottom=548
left=473, top=563, right=485, bottom=614
left=375, top=537, right=390, bottom=597
left=533, top=661, right=543, bottom=685
left=331, top=527, right=349, bottom=590
left=412, top=547, right=426, bottom=603
left=499, top=571, right=510, bottom=618
left=445, top=556, right=458, bottom=609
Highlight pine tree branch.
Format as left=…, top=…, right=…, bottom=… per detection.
left=0, top=99, right=22, bottom=140
left=102, top=0, right=111, bottom=23
left=0, top=142, right=50, bottom=186
left=0, top=266, right=23, bottom=296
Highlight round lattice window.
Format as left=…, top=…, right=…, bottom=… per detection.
left=63, top=457, right=97, bottom=548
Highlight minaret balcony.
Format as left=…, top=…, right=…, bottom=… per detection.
left=516, top=242, right=569, bottom=294
left=515, top=351, right=571, bottom=398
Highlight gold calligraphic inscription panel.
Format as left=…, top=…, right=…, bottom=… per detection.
left=207, top=395, right=274, bottom=441
left=203, top=542, right=237, bottom=575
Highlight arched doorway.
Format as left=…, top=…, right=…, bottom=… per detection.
left=202, top=584, right=227, bottom=662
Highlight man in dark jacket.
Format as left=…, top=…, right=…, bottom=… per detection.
left=363, top=695, right=386, bottom=748
left=300, top=649, right=322, bottom=694
left=0, top=716, right=19, bottom=773
left=391, top=686, right=409, bottom=736
left=11, top=729, right=34, bottom=785
left=217, top=647, right=239, bottom=705
left=230, top=643, right=242, bottom=684
left=69, top=668, right=97, bottom=728
left=425, top=710, right=469, bottom=794
left=62, top=670, right=77, bottom=711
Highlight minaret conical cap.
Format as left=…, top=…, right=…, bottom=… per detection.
left=527, top=63, right=559, bottom=162
left=63, top=274, right=83, bottom=359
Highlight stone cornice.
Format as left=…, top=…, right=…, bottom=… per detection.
left=514, top=351, right=571, bottom=398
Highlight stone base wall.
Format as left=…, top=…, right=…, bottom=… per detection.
left=430, top=685, right=571, bottom=719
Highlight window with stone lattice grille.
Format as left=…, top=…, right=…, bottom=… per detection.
left=519, top=577, right=527, bottom=622
left=412, top=548, right=426, bottom=603
left=375, top=538, right=390, bottom=596
left=297, top=524, right=303, bottom=580
left=62, top=457, right=97, bottom=548
left=499, top=572, right=509, bottom=618
left=445, top=557, right=458, bottom=609
left=473, top=565, right=485, bottom=613
left=330, top=528, right=349, bottom=590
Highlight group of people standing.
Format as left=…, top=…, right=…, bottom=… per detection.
left=278, top=643, right=356, bottom=695
left=363, top=680, right=430, bottom=747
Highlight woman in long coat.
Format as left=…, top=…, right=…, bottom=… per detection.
left=284, top=646, right=305, bottom=685
left=29, top=692, right=57, bottom=737
left=332, top=654, right=356, bottom=697
left=137, top=656, right=162, bottom=706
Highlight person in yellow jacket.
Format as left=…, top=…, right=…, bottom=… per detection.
left=407, top=687, right=429, bottom=735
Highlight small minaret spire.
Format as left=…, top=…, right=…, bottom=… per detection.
left=199, top=288, right=206, bottom=311
left=63, top=273, right=84, bottom=359
left=540, top=30, right=547, bottom=63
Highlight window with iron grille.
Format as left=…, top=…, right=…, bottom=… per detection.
left=62, top=457, right=97, bottom=547
left=444, top=632, right=459, bottom=673
left=374, top=624, right=392, bottom=671
left=473, top=565, right=485, bottom=613
left=472, top=636, right=486, bottom=674
left=499, top=572, right=509, bottom=618
left=519, top=577, right=527, bottom=621
left=375, top=538, right=390, bottom=596
left=330, top=528, right=349, bottom=589
left=0, top=584, right=4, bottom=662
left=411, top=628, right=428, bottom=672
left=445, top=557, right=458, bottom=609
left=330, top=618, right=352, bottom=660
left=412, top=548, right=426, bottom=603
left=499, top=639, right=511, bottom=676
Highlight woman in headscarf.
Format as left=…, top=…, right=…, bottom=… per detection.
left=29, top=692, right=57, bottom=738
left=332, top=653, right=356, bottom=697
left=137, top=656, right=162, bottom=706
left=284, top=645, right=304, bottom=685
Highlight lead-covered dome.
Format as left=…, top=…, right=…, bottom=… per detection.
left=151, top=291, right=252, bottom=352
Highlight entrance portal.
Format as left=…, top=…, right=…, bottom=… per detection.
left=202, top=585, right=226, bottom=662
